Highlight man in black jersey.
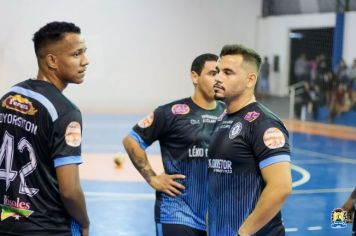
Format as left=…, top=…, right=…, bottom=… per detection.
left=0, top=22, right=90, bottom=236
left=208, top=44, right=292, bottom=236
left=123, top=54, right=225, bottom=236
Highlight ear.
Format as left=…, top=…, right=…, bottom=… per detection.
left=191, top=71, right=199, bottom=86
left=45, top=54, right=58, bottom=70
left=247, top=73, right=257, bottom=89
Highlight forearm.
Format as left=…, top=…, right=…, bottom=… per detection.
left=351, top=188, right=356, bottom=199
left=239, top=184, right=291, bottom=235
left=123, top=137, right=156, bottom=184
left=61, top=186, right=90, bottom=228
left=343, top=188, right=356, bottom=211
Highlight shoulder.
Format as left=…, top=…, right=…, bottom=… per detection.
left=243, top=102, right=286, bottom=131
left=157, top=97, right=191, bottom=116
left=12, top=79, right=81, bottom=121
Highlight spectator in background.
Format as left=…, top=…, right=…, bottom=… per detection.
left=329, top=82, right=351, bottom=122
left=348, top=59, right=356, bottom=81
left=334, top=59, right=349, bottom=84
left=317, top=54, right=328, bottom=81
left=257, top=56, right=270, bottom=98
left=294, top=53, right=309, bottom=82
left=309, top=55, right=319, bottom=82
left=308, top=84, right=323, bottom=120
left=317, top=71, right=334, bottom=106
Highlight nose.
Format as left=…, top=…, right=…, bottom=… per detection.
left=215, top=71, right=222, bottom=83
left=81, top=54, right=90, bottom=66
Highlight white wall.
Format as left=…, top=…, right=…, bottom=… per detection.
left=256, top=11, right=356, bottom=96
left=343, top=12, right=356, bottom=64
left=0, top=0, right=262, bottom=111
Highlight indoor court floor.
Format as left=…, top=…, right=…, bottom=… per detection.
left=80, top=113, right=356, bottom=236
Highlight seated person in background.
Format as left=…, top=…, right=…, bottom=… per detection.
left=329, top=82, right=351, bottom=122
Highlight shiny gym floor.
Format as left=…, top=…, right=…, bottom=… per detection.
left=80, top=113, right=355, bottom=236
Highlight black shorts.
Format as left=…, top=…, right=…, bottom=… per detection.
left=156, top=223, right=207, bottom=236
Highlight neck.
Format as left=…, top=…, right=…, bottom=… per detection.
left=36, top=70, right=67, bottom=92
left=191, top=92, right=216, bottom=110
left=226, top=94, right=256, bottom=114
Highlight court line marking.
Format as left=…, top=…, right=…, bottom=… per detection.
left=285, top=228, right=298, bottom=232
left=292, top=148, right=356, bottom=164
left=292, top=187, right=354, bottom=194
left=307, top=226, right=322, bottom=231
left=85, top=192, right=154, bottom=200
left=291, top=164, right=310, bottom=188
left=84, top=187, right=355, bottom=199
left=292, top=160, right=336, bottom=164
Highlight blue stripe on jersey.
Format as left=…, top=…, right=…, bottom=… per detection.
left=9, top=86, right=58, bottom=121
left=70, top=219, right=81, bottom=236
left=259, top=154, right=290, bottom=169
left=156, top=223, right=163, bottom=236
left=129, top=130, right=149, bottom=150
left=54, top=156, right=82, bottom=168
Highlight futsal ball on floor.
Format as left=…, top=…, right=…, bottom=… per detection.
left=113, top=153, right=126, bottom=168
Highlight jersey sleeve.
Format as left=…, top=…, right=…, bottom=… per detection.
left=249, top=118, right=291, bottom=169
left=51, top=110, right=83, bottom=168
left=130, top=106, right=168, bottom=150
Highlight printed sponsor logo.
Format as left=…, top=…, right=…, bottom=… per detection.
left=244, top=111, right=260, bottom=122
left=2, top=95, right=37, bottom=115
left=263, top=127, right=285, bottom=149
left=229, top=122, right=242, bottom=139
left=208, top=159, right=232, bottom=174
left=138, top=112, right=154, bottom=128
left=65, top=122, right=81, bottom=147
left=1, top=195, right=33, bottom=221
left=188, top=146, right=208, bottom=158
left=218, top=120, right=233, bottom=129
left=202, top=114, right=218, bottom=123
left=0, top=113, right=38, bottom=135
left=330, top=208, right=347, bottom=229
left=171, top=104, right=190, bottom=115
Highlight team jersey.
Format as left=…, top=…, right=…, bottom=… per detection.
left=0, top=79, right=83, bottom=235
left=130, top=97, right=225, bottom=230
left=208, top=102, right=291, bottom=236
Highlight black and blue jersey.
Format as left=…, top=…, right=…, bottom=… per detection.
left=208, top=102, right=290, bottom=236
left=0, top=79, right=83, bottom=235
left=130, top=97, right=225, bottom=230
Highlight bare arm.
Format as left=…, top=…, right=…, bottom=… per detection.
left=56, top=164, right=90, bottom=235
left=122, top=135, right=185, bottom=196
left=238, top=162, right=292, bottom=236
left=342, top=188, right=356, bottom=222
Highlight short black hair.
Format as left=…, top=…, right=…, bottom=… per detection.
left=191, top=53, right=218, bottom=75
left=220, top=44, right=262, bottom=71
left=32, top=21, right=81, bottom=57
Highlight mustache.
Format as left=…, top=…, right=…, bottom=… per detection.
left=213, top=80, right=224, bottom=90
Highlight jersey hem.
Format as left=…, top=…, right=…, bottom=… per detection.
left=156, top=219, right=206, bottom=231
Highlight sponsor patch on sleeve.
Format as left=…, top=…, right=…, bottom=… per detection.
left=244, top=111, right=260, bottom=122
left=263, top=127, right=285, bottom=149
left=2, top=95, right=38, bottom=115
left=138, top=112, right=154, bottom=128
left=171, top=104, right=190, bottom=115
left=65, top=121, right=82, bottom=147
